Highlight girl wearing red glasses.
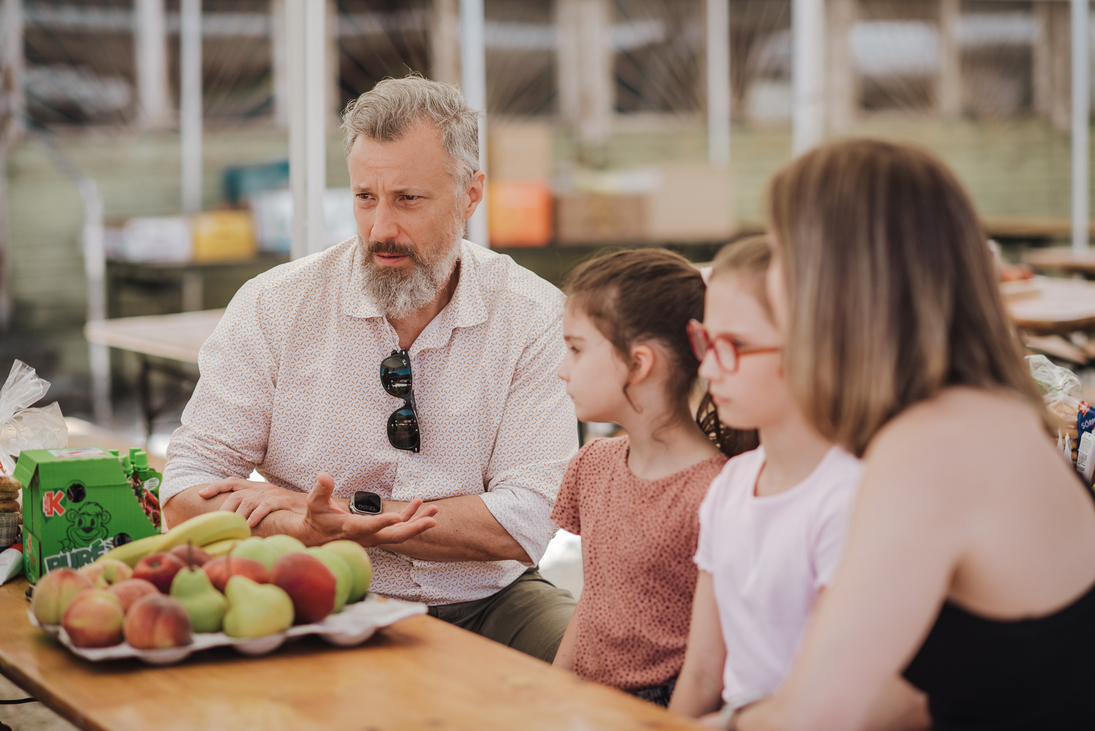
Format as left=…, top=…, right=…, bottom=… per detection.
left=669, top=237, right=911, bottom=728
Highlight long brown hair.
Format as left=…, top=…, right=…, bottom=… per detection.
left=564, top=248, right=759, bottom=458
left=768, top=139, right=1040, bottom=456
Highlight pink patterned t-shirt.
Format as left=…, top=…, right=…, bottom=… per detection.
left=552, top=436, right=726, bottom=691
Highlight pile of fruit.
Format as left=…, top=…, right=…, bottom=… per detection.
left=30, top=511, right=373, bottom=650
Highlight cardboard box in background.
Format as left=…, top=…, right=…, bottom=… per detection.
left=488, top=122, right=555, bottom=183
left=555, top=163, right=736, bottom=245
left=555, top=193, right=646, bottom=244
left=488, top=181, right=553, bottom=247
left=14, top=447, right=159, bottom=583
left=107, top=216, right=192, bottom=263
left=247, top=188, right=357, bottom=254
left=190, top=210, right=257, bottom=262
left=644, top=164, right=736, bottom=243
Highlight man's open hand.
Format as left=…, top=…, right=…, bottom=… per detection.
left=299, top=472, right=438, bottom=547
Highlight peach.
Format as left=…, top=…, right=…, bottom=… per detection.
left=32, top=568, right=94, bottom=626
left=201, top=555, right=269, bottom=593
left=133, top=552, right=187, bottom=594
left=123, top=594, right=192, bottom=650
left=108, top=578, right=159, bottom=614
left=79, top=558, right=134, bottom=588
left=62, top=589, right=125, bottom=648
left=271, top=552, right=337, bottom=624
left=168, top=543, right=212, bottom=568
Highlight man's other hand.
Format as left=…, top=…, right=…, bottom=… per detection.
left=200, top=478, right=309, bottom=527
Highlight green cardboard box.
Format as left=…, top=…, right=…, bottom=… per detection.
left=14, top=447, right=160, bottom=583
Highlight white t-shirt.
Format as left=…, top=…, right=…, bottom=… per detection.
left=695, top=445, right=861, bottom=706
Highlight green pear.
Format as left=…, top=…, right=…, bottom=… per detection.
left=230, top=537, right=280, bottom=571
left=263, top=534, right=308, bottom=559
left=222, top=576, right=294, bottom=638
left=305, top=548, right=351, bottom=613
left=170, top=566, right=228, bottom=633
left=321, top=540, right=372, bottom=603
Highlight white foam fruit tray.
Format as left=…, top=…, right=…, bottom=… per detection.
left=29, top=595, right=426, bottom=665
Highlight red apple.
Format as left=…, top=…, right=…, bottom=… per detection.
left=79, top=558, right=134, bottom=588
left=169, top=543, right=212, bottom=568
left=132, top=552, right=187, bottom=594
left=123, top=594, right=192, bottom=649
left=201, top=555, right=269, bottom=593
left=109, top=578, right=159, bottom=613
left=62, top=589, right=125, bottom=648
left=271, top=552, right=337, bottom=624
left=32, top=568, right=95, bottom=625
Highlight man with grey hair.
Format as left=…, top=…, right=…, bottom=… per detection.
left=161, top=76, right=578, bottom=662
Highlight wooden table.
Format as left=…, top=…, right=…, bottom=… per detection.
left=84, top=309, right=224, bottom=365
left=1004, top=277, right=1095, bottom=336
left=0, top=579, right=702, bottom=731
left=84, top=310, right=224, bottom=438
left=1024, top=246, right=1095, bottom=276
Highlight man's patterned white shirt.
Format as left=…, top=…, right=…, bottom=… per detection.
left=162, top=239, right=578, bottom=604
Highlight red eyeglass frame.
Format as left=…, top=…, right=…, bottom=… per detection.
left=687, top=319, right=782, bottom=373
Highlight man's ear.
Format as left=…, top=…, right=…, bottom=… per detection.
left=463, top=170, right=487, bottom=220
left=627, top=344, right=656, bottom=386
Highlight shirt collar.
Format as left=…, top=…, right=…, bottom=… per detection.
left=340, top=239, right=489, bottom=346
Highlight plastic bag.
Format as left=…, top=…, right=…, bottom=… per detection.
left=0, top=361, right=68, bottom=475
left=1027, top=354, right=1084, bottom=425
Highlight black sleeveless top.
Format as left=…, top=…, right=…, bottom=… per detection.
left=903, top=478, right=1095, bottom=731
left=903, top=581, right=1095, bottom=729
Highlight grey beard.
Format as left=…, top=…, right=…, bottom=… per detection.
left=359, top=235, right=461, bottom=319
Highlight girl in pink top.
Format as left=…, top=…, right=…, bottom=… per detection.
left=668, top=238, right=905, bottom=728
left=551, top=249, right=758, bottom=705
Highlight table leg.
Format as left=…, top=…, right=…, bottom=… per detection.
left=181, top=271, right=203, bottom=312
left=138, top=355, right=153, bottom=442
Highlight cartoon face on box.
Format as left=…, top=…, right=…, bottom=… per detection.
left=13, top=448, right=159, bottom=583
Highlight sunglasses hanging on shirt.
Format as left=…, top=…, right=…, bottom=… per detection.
left=380, top=350, right=421, bottom=453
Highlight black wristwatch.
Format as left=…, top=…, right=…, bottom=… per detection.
left=349, top=491, right=383, bottom=515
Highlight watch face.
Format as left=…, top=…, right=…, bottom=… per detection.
left=352, top=491, right=383, bottom=515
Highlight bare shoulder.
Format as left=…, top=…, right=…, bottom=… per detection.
left=865, top=387, right=1056, bottom=489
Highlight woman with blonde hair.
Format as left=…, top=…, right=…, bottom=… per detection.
left=733, top=139, right=1095, bottom=731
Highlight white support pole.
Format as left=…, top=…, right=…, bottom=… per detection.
left=706, top=0, right=730, bottom=168
left=1, top=0, right=25, bottom=139
left=287, top=0, right=327, bottom=259
left=939, top=0, right=962, bottom=119
left=460, top=0, right=489, bottom=248
left=791, top=0, right=825, bottom=156
left=271, top=0, right=288, bottom=129
left=327, top=0, right=340, bottom=129
left=431, top=0, right=461, bottom=86
left=0, top=0, right=25, bottom=332
left=180, top=0, right=203, bottom=214
left=135, top=0, right=170, bottom=129
left=1073, top=0, right=1089, bottom=254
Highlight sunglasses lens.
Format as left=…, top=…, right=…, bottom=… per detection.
left=380, top=353, right=413, bottom=398
left=387, top=406, right=420, bottom=452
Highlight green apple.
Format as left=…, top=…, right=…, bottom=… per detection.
left=170, top=566, right=228, bottom=633
left=262, top=534, right=307, bottom=559
left=230, top=537, right=280, bottom=571
left=305, top=548, right=351, bottom=613
left=222, top=576, right=294, bottom=638
left=321, top=540, right=372, bottom=603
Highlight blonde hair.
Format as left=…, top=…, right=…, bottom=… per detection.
left=710, top=235, right=773, bottom=319
left=769, top=139, right=1040, bottom=457
left=340, top=75, right=481, bottom=186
